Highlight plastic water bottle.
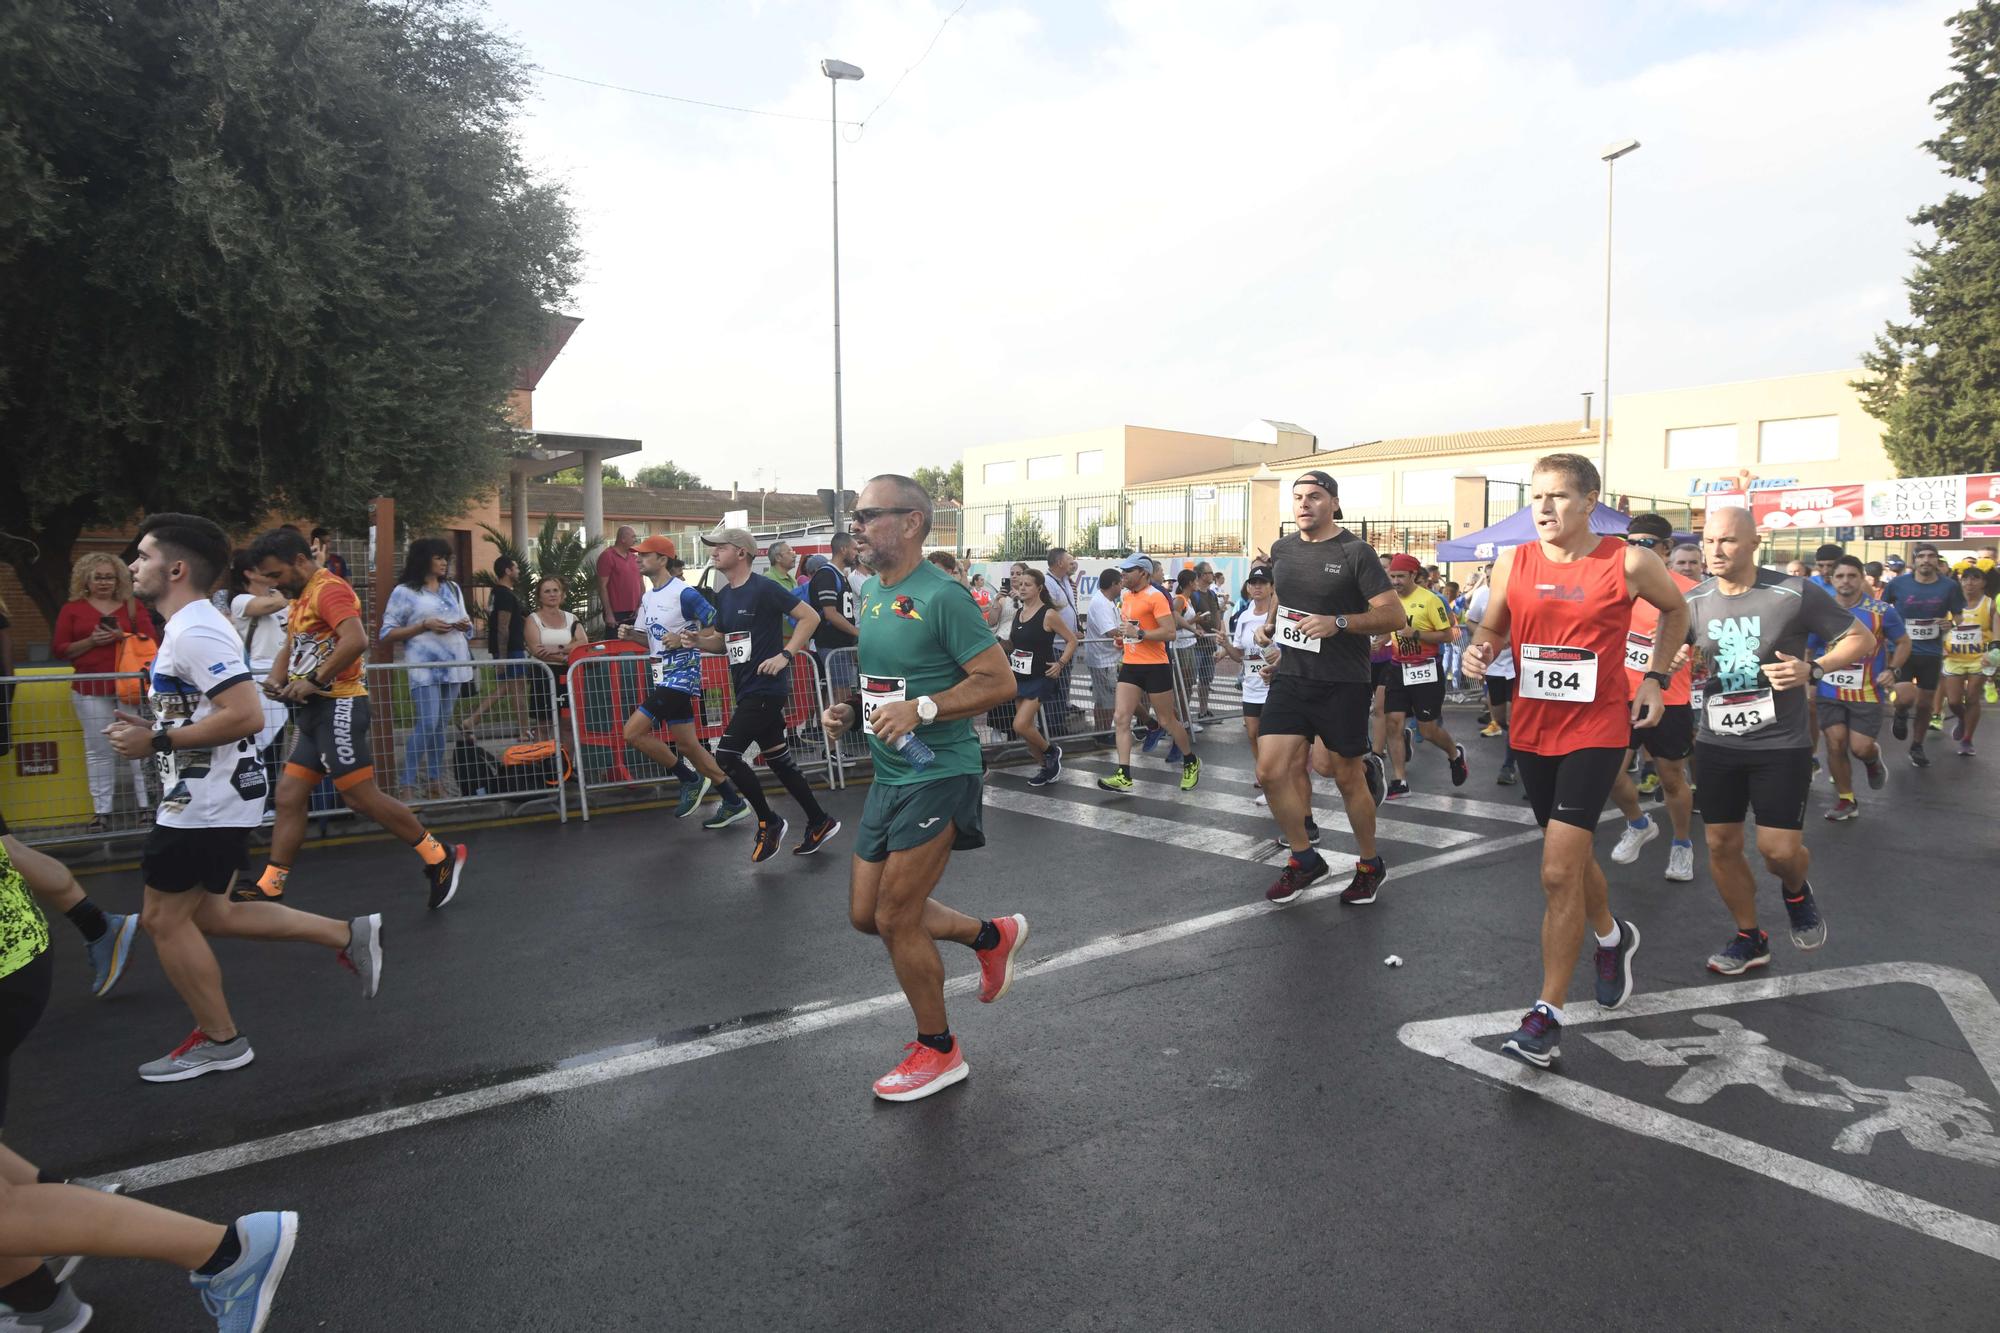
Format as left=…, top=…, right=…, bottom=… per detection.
left=893, top=731, right=936, bottom=771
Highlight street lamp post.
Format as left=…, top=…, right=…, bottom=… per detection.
left=821, top=58, right=864, bottom=532
left=1598, top=138, right=1640, bottom=499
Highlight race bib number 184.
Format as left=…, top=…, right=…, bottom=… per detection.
left=1518, top=645, right=1598, bottom=703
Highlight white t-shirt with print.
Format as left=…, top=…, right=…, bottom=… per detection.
left=1231, top=614, right=1272, bottom=705
left=1465, top=585, right=1515, bottom=680
left=151, top=599, right=265, bottom=830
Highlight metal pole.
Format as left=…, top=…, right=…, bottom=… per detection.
left=830, top=81, right=847, bottom=533
left=1599, top=157, right=1615, bottom=498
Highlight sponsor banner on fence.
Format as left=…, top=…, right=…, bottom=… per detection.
left=1743, top=472, right=2000, bottom=532
left=1752, top=484, right=1864, bottom=531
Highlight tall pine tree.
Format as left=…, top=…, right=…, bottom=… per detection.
left=1858, top=2, right=2000, bottom=477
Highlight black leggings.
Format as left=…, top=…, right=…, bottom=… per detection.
left=0, top=950, right=53, bottom=1126
left=716, top=696, right=827, bottom=825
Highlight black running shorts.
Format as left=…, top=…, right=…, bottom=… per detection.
left=1116, top=662, right=1175, bottom=695
left=1896, top=656, right=1942, bottom=692
left=1485, top=675, right=1514, bottom=707
left=1512, top=747, right=1625, bottom=831
left=142, top=825, right=253, bottom=895
left=286, top=694, right=373, bottom=786
left=1383, top=675, right=1447, bottom=722
left=1693, top=743, right=1811, bottom=830
left=639, top=685, right=697, bottom=727
left=1628, top=703, right=1694, bottom=761
left=1259, top=675, right=1372, bottom=758
left=718, top=693, right=789, bottom=756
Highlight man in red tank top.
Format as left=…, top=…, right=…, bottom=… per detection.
left=1461, top=454, right=1690, bottom=1070
left=1606, top=512, right=1701, bottom=882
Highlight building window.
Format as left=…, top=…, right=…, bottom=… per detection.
left=1336, top=474, right=1385, bottom=511
left=983, top=512, right=1007, bottom=535
left=1076, top=449, right=1104, bottom=476
left=983, top=460, right=1016, bottom=486
left=1026, top=455, right=1062, bottom=481
left=1665, top=424, right=1737, bottom=470
left=1031, top=509, right=1059, bottom=533
left=1400, top=469, right=1454, bottom=509
left=1758, top=415, right=1838, bottom=464
left=1076, top=505, right=1103, bottom=529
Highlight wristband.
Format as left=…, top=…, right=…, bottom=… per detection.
left=1643, top=670, right=1672, bottom=690
left=151, top=729, right=175, bottom=755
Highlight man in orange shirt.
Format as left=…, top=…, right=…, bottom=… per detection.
left=243, top=529, right=468, bottom=911
left=1608, top=513, right=1701, bottom=882
left=1097, top=554, right=1200, bottom=793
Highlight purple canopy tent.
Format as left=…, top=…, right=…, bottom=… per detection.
left=1435, top=503, right=1631, bottom=562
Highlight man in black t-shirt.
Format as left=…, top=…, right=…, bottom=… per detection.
left=807, top=534, right=862, bottom=693
left=1256, top=470, right=1407, bottom=908
left=461, top=554, right=533, bottom=739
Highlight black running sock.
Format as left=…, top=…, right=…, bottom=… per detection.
left=1118, top=764, right=1131, bottom=777
left=671, top=758, right=700, bottom=784
left=65, top=899, right=110, bottom=944
left=718, top=755, right=774, bottom=820
left=916, top=1030, right=953, bottom=1054
left=196, top=1224, right=242, bottom=1276
left=0, top=1267, right=57, bottom=1313
left=970, top=919, right=1000, bottom=952
left=765, top=752, right=827, bottom=824
left=716, top=779, right=742, bottom=802
left=1289, top=850, right=1320, bottom=867
left=1359, top=855, right=1384, bottom=870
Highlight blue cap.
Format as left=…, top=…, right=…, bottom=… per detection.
left=1117, top=553, right=1152, bottom=572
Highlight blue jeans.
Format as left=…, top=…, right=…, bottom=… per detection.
left=408, top=681, right=462, bottom=783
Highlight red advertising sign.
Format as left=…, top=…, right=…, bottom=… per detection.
left=1752, top=483, right=1865, bottom=531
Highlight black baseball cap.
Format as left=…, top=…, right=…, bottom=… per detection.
left=1293, top=469, right=1338, bottom=496
left=1246, top=565, right=1273, bottom=583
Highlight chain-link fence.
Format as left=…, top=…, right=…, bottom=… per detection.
left=564, top=647, right=833, bottom=818
left=0, top=659, right=569, bottom=851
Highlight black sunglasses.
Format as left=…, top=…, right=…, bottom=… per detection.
left=1626, top=535, right=1661, bottom=549
left=850, top=507, right=919, bottom=526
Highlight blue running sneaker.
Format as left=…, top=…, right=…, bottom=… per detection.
left=702, top=797, right=751, bottom=830
left=1501, top=1004, right=1561, bottom=1068
left=1166, top=742, right=1183, bottom=765
left=190, top=1211, right=297, bottom=1333
left=1706, top=929, right=1770, bottom=975
left=1593, top=919, right=1640, bottom=1010
left=89, top=912, right=139, bottom=998
left=1141, top=727, right=1165, bottom=754
left=674, top=775, right=713, bottom=818
left=1783, top=883, right=1827, bottom=951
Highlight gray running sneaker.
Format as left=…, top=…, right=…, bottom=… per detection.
left=88, top=912, right=140, bottom=998
left=0, top=1278, right=89, bottom=1332
left=340, top=914, right=384, bottom=999
left=139, top=1032, right=254, bottom=1084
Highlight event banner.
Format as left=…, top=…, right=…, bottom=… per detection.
left=1751, top=472, right=2000, bottom=531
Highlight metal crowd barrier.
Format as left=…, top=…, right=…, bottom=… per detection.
left=0, top=658, right=569, bottom=851
left=817, top=634, right=1242, bottom=787
left=564, top=648, right=833, bottom=820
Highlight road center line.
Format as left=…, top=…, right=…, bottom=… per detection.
left=91, top=817, right=1567, bottom=1194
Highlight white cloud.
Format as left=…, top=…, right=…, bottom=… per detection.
left=508, top=0, right=1957, bottom=487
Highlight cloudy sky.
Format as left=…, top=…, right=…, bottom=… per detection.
left=490, top=0, right=1962, bottom=491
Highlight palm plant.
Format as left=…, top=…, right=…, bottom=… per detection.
left=480, top=515, right=602, bottom=623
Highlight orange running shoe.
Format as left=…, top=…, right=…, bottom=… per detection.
left=976, top=913, right=1029, bottom=1003
left=872, top=1040, right=969, bottom=1102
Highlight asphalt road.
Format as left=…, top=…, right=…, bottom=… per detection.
left=18, top=718, right=2000, bottom=1330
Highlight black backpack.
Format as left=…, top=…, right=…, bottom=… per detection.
left=451, top=738, right=503, bottom=797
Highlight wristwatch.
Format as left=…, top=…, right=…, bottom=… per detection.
left=1808, top=662, right=1825, bottom=685
left=151, top=729, right=175, bottom=755
left=1333, top=615, right=1349, bottom=633
left=915, top=695, right=939, bottom=724
left=1644, top=670, right=1672, bottom=690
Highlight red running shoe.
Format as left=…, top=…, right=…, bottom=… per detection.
left=977, top=913, right=1029, bottom=1003
left=872, top=1040, right=969, bottom=1102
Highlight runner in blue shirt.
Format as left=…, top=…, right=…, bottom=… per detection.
left=1882, top=541, right=1966, bottom=767
left=616, top=536, right=745, bottom=822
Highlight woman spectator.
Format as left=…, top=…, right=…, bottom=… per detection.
left=226, top=548, right=292, bottom=793
left=524, top=575, right=586, bottom=738
left=1217, top=567, right=1277, bottom=801
left=379, top=539, right=474, bottom=800
left=51, top=553, right=149, bottom=831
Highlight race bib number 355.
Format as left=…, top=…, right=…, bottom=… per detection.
left=1518, top=645, right=1598, bottom=703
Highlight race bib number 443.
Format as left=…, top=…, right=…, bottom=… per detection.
left=1706, top=687, right=1775, bottom=737
left=1518, top=645, right=1598, bottom=703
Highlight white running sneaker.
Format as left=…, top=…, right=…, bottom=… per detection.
left=1610, top=816, right=1660, bottom=865
left=1664, top=840, right=1695, bottom=882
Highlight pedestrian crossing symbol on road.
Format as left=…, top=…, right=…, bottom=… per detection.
left=1398, top=963, right=2000, bottom=1263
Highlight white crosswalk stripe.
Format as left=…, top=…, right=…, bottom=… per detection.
left=1023, top=766, right=1480, bottom=847
left=981, top=786, right=1356, bottom=872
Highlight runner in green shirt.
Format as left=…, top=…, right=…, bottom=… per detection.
left=822, top=474, right=1027, bottom=1103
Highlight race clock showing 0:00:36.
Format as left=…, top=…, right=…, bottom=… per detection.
left=1862, top=522, right=1962, bottom=540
